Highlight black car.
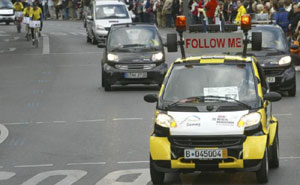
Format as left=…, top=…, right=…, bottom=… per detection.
left=241, top=25, right=296, bottom=96
left=100, top=23, right=168, bottom=91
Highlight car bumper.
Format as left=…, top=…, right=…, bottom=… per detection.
left=0, top=15, right=15, bottom=22
left=149, top=135, right=267, bottom=172
left=103, top=63, right=168, bottom=85
left=95, top=30, right=109, bottom=42
left=264, top=65, right=296, bottom=91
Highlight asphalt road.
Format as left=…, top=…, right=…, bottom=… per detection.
left=0, top=20, right=299, bottom=185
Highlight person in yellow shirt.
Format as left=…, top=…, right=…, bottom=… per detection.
left=23, top=4, right=33, bottom=17
left=13, top=0, right=24, bottom=11
left=235, top=0, right=247, bottom=25
left=30, top=2, right=43, bottom=43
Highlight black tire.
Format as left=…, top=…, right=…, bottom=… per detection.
left=288, top=82, right=296, bottom=97
left=6, top=21, right=9, bottom=25
left=86, top=35, right=91, bottom=43
left=101, top=68, right=105, bottom=87
left=150, top=157, right=165, bottom=185
left=269, top=131, right=279, bottom=168
left=104, top=82, right=111, bottom=91
left=256, top=148, right=269, bottom=183
left=17, top=24, right=21, bottom=33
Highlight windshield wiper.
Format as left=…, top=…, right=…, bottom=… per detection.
left=122, top=44, right=147, bottom=48
left=168, top=95, right=251, bottom=109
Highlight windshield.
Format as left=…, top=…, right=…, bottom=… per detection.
left=163, top=63, right=260, bottom=108
left=0, top=0, right=13, bottom=8
left=95, top=5, right=129, bottom=19
left=248, top=27, right=288, bottom=52
left=108, top=26, right=162, bottom=51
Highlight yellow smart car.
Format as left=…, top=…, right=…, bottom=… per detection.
left=144, top=15, right=282, bottom=184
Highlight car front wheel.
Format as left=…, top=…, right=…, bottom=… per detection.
left=256, top=148, right=269, bottom=183
left=269, top=131, right=279, bottom=168
left=288, top=80, right=296, bottom=96
left=150, top=157, right=165, bottom=185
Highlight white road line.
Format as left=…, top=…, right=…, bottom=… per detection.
left=9, top=48, right=16, bottom=52
left=70, top=32, right=78, bottom=36
left=117, top=161, right=148, bottom=164
left=274, top=113, right=292, bottom=116
left=112, top=118, right=144, bottom=121
left=2, top=122, right=28, bottom=125
left=53, top=121, right=67, bottom=123
left=280, top=156, right=300, bottom=159
left=66, top=162, right=106, bottom=166
left=14, top=164, right=54, bottom=168
left=43, top=35, right=50, bottom=54
left=76, top=119, right=105, bottom=123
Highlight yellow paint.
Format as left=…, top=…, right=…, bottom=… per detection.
left=150, top=136, right=171, bottom=160
left=171, top=159, right=195, bottom=169
left=257, top=108, right=268, bottom=134
left=158, top=84, right=165, bottom=97
left=165, top=63, right=173, bottom=78
left=268, top=116, right=278, bottom=146
left=175, top=55, right=253, bottom=64
left=243, top=135, right=267, bottom=159
left=252, top=62, right=263, bottom=98
left=200, top=59, right=224, bottom=63
left=219, top=159, right=243, bottom=168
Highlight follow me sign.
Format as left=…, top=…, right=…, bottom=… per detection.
left=184, top=32, right=244, bottom=54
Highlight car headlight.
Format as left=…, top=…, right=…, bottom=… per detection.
left=107, top=53, right=119, bottom=62
left=152, top=52, right=164, bottom=62
left=278, top=56, right=291, bottom=65
left=155, top=113, right=176, bottom=128
left=96, top=25, right=105, bottom=30
left=237, top=112, right=261, bottom=128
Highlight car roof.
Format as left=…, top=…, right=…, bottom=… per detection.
left=174, top=55, right=254, bottom=64
left=94, top=0, right=125, bottom=6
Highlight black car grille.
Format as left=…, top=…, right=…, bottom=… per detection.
left=169, top=136, right=246, bottom=147
left=115, top=64, right=155, bottom=70
left=263, top=67, right=285, bottom=76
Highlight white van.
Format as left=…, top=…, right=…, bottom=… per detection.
left=0, top=0, right=15, bottom=25
left=86, top=0, right=132, bottom=44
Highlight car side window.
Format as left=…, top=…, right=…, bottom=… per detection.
left=256, top=62, right=269, bottom=93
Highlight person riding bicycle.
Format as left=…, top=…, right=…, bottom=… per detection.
left=14, top=0, right=24, bottom=32
left=23, top=3, right=33, bottom=39
left=29, top=2, right=43, bottom=43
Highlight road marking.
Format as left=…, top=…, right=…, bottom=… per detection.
left=70, top=32, right=78, bottom=36
left=9, top=48, right=16, bottom=52
left=50, top=32, right=68, bottom=36
left=0, top=124, right=9, bottom=144
left=3, top=39, right=9, bottom=42
left=20, top=170, right=87, bottom=185
left=274, top=113, right=292, bottom=116
left=14, top=164, right=54, bottom=168
left=117, top=161, right=148, bottom=164
left=2, top=122, right=28, bottom=125
left=76, top=119, right=105, bottom=123
left=66, top=162, right=106, bottom=166
left=95, top=169, right=150, bottom=185
left=112, top=118, right=144, bottom=121
left=280, top=156, right=300, bottom=159
left=36, top=122, right=46, bottom=124
left=0, top=172, right=16, bottom=180
left=43, top=35, right=50, bottom=54
left=52, top=121, right=66, bottom=123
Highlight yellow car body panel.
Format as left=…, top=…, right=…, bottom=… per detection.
left=243, top=135, right=267, bottom=159
left=150, top=136, right=171, bottom=160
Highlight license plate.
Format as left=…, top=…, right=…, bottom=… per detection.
left=184, top=149, right=227, bottom=159
left=266, top=77, right=275, bottom=83
left=124, top=72, right=147, bottom=79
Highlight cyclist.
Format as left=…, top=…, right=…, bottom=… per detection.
left=29, top=2, right=43, bottom=44
left=13, top=0, right=24, bottom=32
left=23, top=3, right=33, bottom=39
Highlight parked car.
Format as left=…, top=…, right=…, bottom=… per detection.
left=0, top=0, right=15, bottom=25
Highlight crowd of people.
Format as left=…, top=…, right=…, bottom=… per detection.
left=10, top=0, right=300, bottom=39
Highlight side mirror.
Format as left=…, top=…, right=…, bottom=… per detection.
left=86, top=15, right=93, bottom=20
left=252, top=32, right=262, bottom=51
left=166, top=33, right=178, bottom=52
left=97, top=42, right=106, bottom=48
left=264, top=92, right=281, bottom=102
left=290, top=44, right=299, bottom=50
left=144, top=94, right=158, bottom=103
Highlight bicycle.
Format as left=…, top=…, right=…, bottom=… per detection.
left=22, top=16, right=30, bottom=41
left=29, top=20, right=41, bottom=48
left=15, top=11, right=23, bottom=33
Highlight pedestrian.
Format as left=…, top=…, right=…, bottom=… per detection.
left=48, top=0, right=55, bottom=19
left=205, top=0, right=218, bottom=24
left=154, top=0, right=163, bottom=26
left=235, top=0, right=246, bottom=24
left=70, top=0, right=77, bottom=20
left=172, top=0, right=180, bottom=26
left=162, top=0, right=173, bottom=27
left=136, top=0, right=144, bottom=22
left=216, top=1, right=225, bottom=31
left=273, top=1, right=290, bottom=33
left=144, top=0, right=154, bottom=23
left=41, top=0, right=47, bottom=19
left=289, top=2, right=300, bottom=38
